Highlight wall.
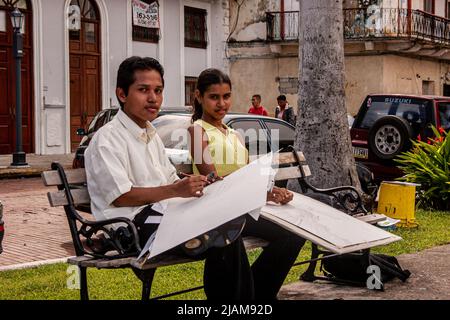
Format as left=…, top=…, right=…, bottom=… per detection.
left=229, top=0, right=277, bottom=42
left=107, top=0, right=128, bottom=108
left=31, top=0, right=225, bottom=154
left=383, top=55, right=445, bottom=95
left=344, top=55, right=384, bottom=115
left=41, top=0, right=67, bottom=154
left=229, top=48, right=299, bottom=115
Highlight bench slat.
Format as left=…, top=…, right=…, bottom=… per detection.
left=274, top=166, right=303, bottom=181
left=42, top=169, right=87, bottom=186
left=67, top=237, right=269, bottom=270
left=272, top=152, right=306, bottom=165
left=47, top=189, right=91, bottom=207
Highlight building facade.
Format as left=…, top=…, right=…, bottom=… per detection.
left=227, top=0, right=450, bottom=116
left=0, top=0, right=228, bottom=155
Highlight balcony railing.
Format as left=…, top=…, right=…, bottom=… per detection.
left=266, top=9, right=450, bottom=45
left=266, top=11, right=299, bottom=41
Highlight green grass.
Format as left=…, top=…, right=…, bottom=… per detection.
left=1, top=209, right=449, bottom=300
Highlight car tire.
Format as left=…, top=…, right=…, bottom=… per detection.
left=368, top=115, right=413, bottom=161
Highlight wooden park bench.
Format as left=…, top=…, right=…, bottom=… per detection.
left=41, top=147, right=383, bottom=300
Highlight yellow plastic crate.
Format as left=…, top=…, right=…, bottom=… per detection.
left=377, top=181, right=419, bottom=228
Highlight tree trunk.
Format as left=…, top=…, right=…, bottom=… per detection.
left=289, top=0, right=360, bottom=191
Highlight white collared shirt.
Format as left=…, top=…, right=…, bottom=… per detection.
left=84, top=109, right=179, bottom=221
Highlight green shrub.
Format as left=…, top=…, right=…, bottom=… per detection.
left=395, top=126, right=450, bottom=210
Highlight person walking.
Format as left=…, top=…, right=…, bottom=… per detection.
left=248, top=94, right=269, bottom=116
left=274, top=95, right=296, bottom=126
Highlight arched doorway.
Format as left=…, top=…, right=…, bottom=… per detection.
left=0, top=0, right=34, bottom=154
left=68, top=0, right=101, bottom=151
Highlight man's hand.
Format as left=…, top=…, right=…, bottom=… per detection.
left=173, top=175, right=208, bottom=198
left=267, top=186, right=293, bottom=205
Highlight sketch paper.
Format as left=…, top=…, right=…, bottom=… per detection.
left=148, top=154, right=273, bottom=258
left=260, top=192, right=401, bottom=253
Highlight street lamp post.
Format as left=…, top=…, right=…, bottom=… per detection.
left=10, top=8, right=28, bottom=167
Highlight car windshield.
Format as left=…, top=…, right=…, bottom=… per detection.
left=355, top=96, right=431, bottom=135
left=152, top=115, right=191, bottom=149
left=438, top=102, right=450, bottom=131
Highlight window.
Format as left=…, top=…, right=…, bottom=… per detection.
left=447, top=0, right=450, bottom=18
left=0, top=10, right=5, bottom=32
left=228, top=120, right=269, bottom=156
left=184, top=6, right=207, bottom=49
left=355, top=96, right=431, bottom=137
left=0, top=0, right=28, bottom=33
left=438, top=103, right=450, bottom=130
left=132, top=0, right=159, bottom=43
left=185, top=77, right=197, bottom=107
left=422, top=80, right=435, bottom=95
left=263, top=120, right=295, bottom=151
left=0, top=0, right=28, bottom=9
left=423, top=0, right=434, bottom=14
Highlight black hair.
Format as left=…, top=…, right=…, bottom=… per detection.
left=252, top=94, right=261, bottom=100
left=116, top=56, right=165, bottom=109
left=277, top=94, right=287, bottom=101
left=192, top=68, right=232, bottom=122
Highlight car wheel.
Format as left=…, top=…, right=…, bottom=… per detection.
left=368, top=115, right=413, bottom=161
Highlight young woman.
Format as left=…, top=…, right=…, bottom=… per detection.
left=188, top=68, right=306, bottom=300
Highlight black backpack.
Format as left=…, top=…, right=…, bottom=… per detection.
left=321, top=250, right=411, bottom=291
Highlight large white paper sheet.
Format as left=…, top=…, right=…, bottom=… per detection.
left=260, top=192, right=401, bottom=253
left=148, top=154, right=273, bottom=258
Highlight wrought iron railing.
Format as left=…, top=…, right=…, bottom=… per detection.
left=266, top=9, right=450, bottom=45
left=266, top=11, right=299, bottom=41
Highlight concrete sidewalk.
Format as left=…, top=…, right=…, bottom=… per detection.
left=0, top=153, right=74, bottom=179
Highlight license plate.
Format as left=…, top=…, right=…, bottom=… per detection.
left=352, top=146, right=368, bottom=159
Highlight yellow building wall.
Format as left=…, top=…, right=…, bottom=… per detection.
left=382, top=55, right=441, bottom=95
left=344, top=55, right=384, bottom=115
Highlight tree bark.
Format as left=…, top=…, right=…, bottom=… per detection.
left=289, top=0, right=360, bottom=190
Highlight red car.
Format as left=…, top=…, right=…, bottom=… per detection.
left=351, top=94, right=450, bottom=182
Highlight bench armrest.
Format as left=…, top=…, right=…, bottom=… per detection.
left=79, top=216, right=142, bottom=257
left=303, top=181, right=367, bottom=215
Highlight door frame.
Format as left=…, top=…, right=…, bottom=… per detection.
left=63, top=0, right=110, bottom=154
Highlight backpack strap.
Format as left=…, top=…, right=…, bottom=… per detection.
left=369, top=254, right=411, bottom=282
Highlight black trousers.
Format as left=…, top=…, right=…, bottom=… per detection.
left=243, top=216, right=306, bottom=300
left=133, top=206, right=254, bottom=301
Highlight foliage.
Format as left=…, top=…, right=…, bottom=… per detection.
left=395, top=126, right=450, bottom=210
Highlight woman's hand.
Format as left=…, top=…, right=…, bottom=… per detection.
left=267, top=186, right=293, bottom=205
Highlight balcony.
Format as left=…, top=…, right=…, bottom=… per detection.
left=266, top=9, right=450, bottom=46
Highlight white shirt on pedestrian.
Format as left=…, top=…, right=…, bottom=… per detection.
left=84, top=109, right=179, bottom=222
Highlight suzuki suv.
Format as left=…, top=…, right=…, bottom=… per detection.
left=350, top=94, right=450, bottom=182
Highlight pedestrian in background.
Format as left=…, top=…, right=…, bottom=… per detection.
left=248, top=94, right=268, bottom=116
left=274, top=95, right=296, bottom=126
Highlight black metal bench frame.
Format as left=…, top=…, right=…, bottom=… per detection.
left=42, top=147, right=374, bottom=300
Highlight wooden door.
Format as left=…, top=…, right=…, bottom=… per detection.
left=69, top=0, right=101, bottom=151
left=0, top=0, right=33, bottom=154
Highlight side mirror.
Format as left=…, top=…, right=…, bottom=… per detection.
left=76, top=128, right=86, bottom=136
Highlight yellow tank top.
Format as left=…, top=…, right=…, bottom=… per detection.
left=192, top=119, right=248, bottom=177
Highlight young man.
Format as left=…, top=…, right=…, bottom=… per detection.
left=248, top=94, right=269, bottom=116
left=84, top=57, right=252, bottom=300
left=274, top=95, right=296, bottom=126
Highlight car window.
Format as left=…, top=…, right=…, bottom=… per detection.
left=355, top=96, right=430, bottom=135
left=227, top=120, right=269, bottom=156
left=152, top=115, right=191, bottom=149
left=87, top=110, right=108, bottom=134
left=438, top=103, right=450, bottom=131
left=108, top=109, right=119, bottom=122
left=263, top=120, right=295, bottom=151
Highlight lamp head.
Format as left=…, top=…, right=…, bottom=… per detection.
left=10, top=8, right=24, bottom=32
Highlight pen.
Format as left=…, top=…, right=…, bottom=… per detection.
left=179, top=172, right=218, bottom=184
